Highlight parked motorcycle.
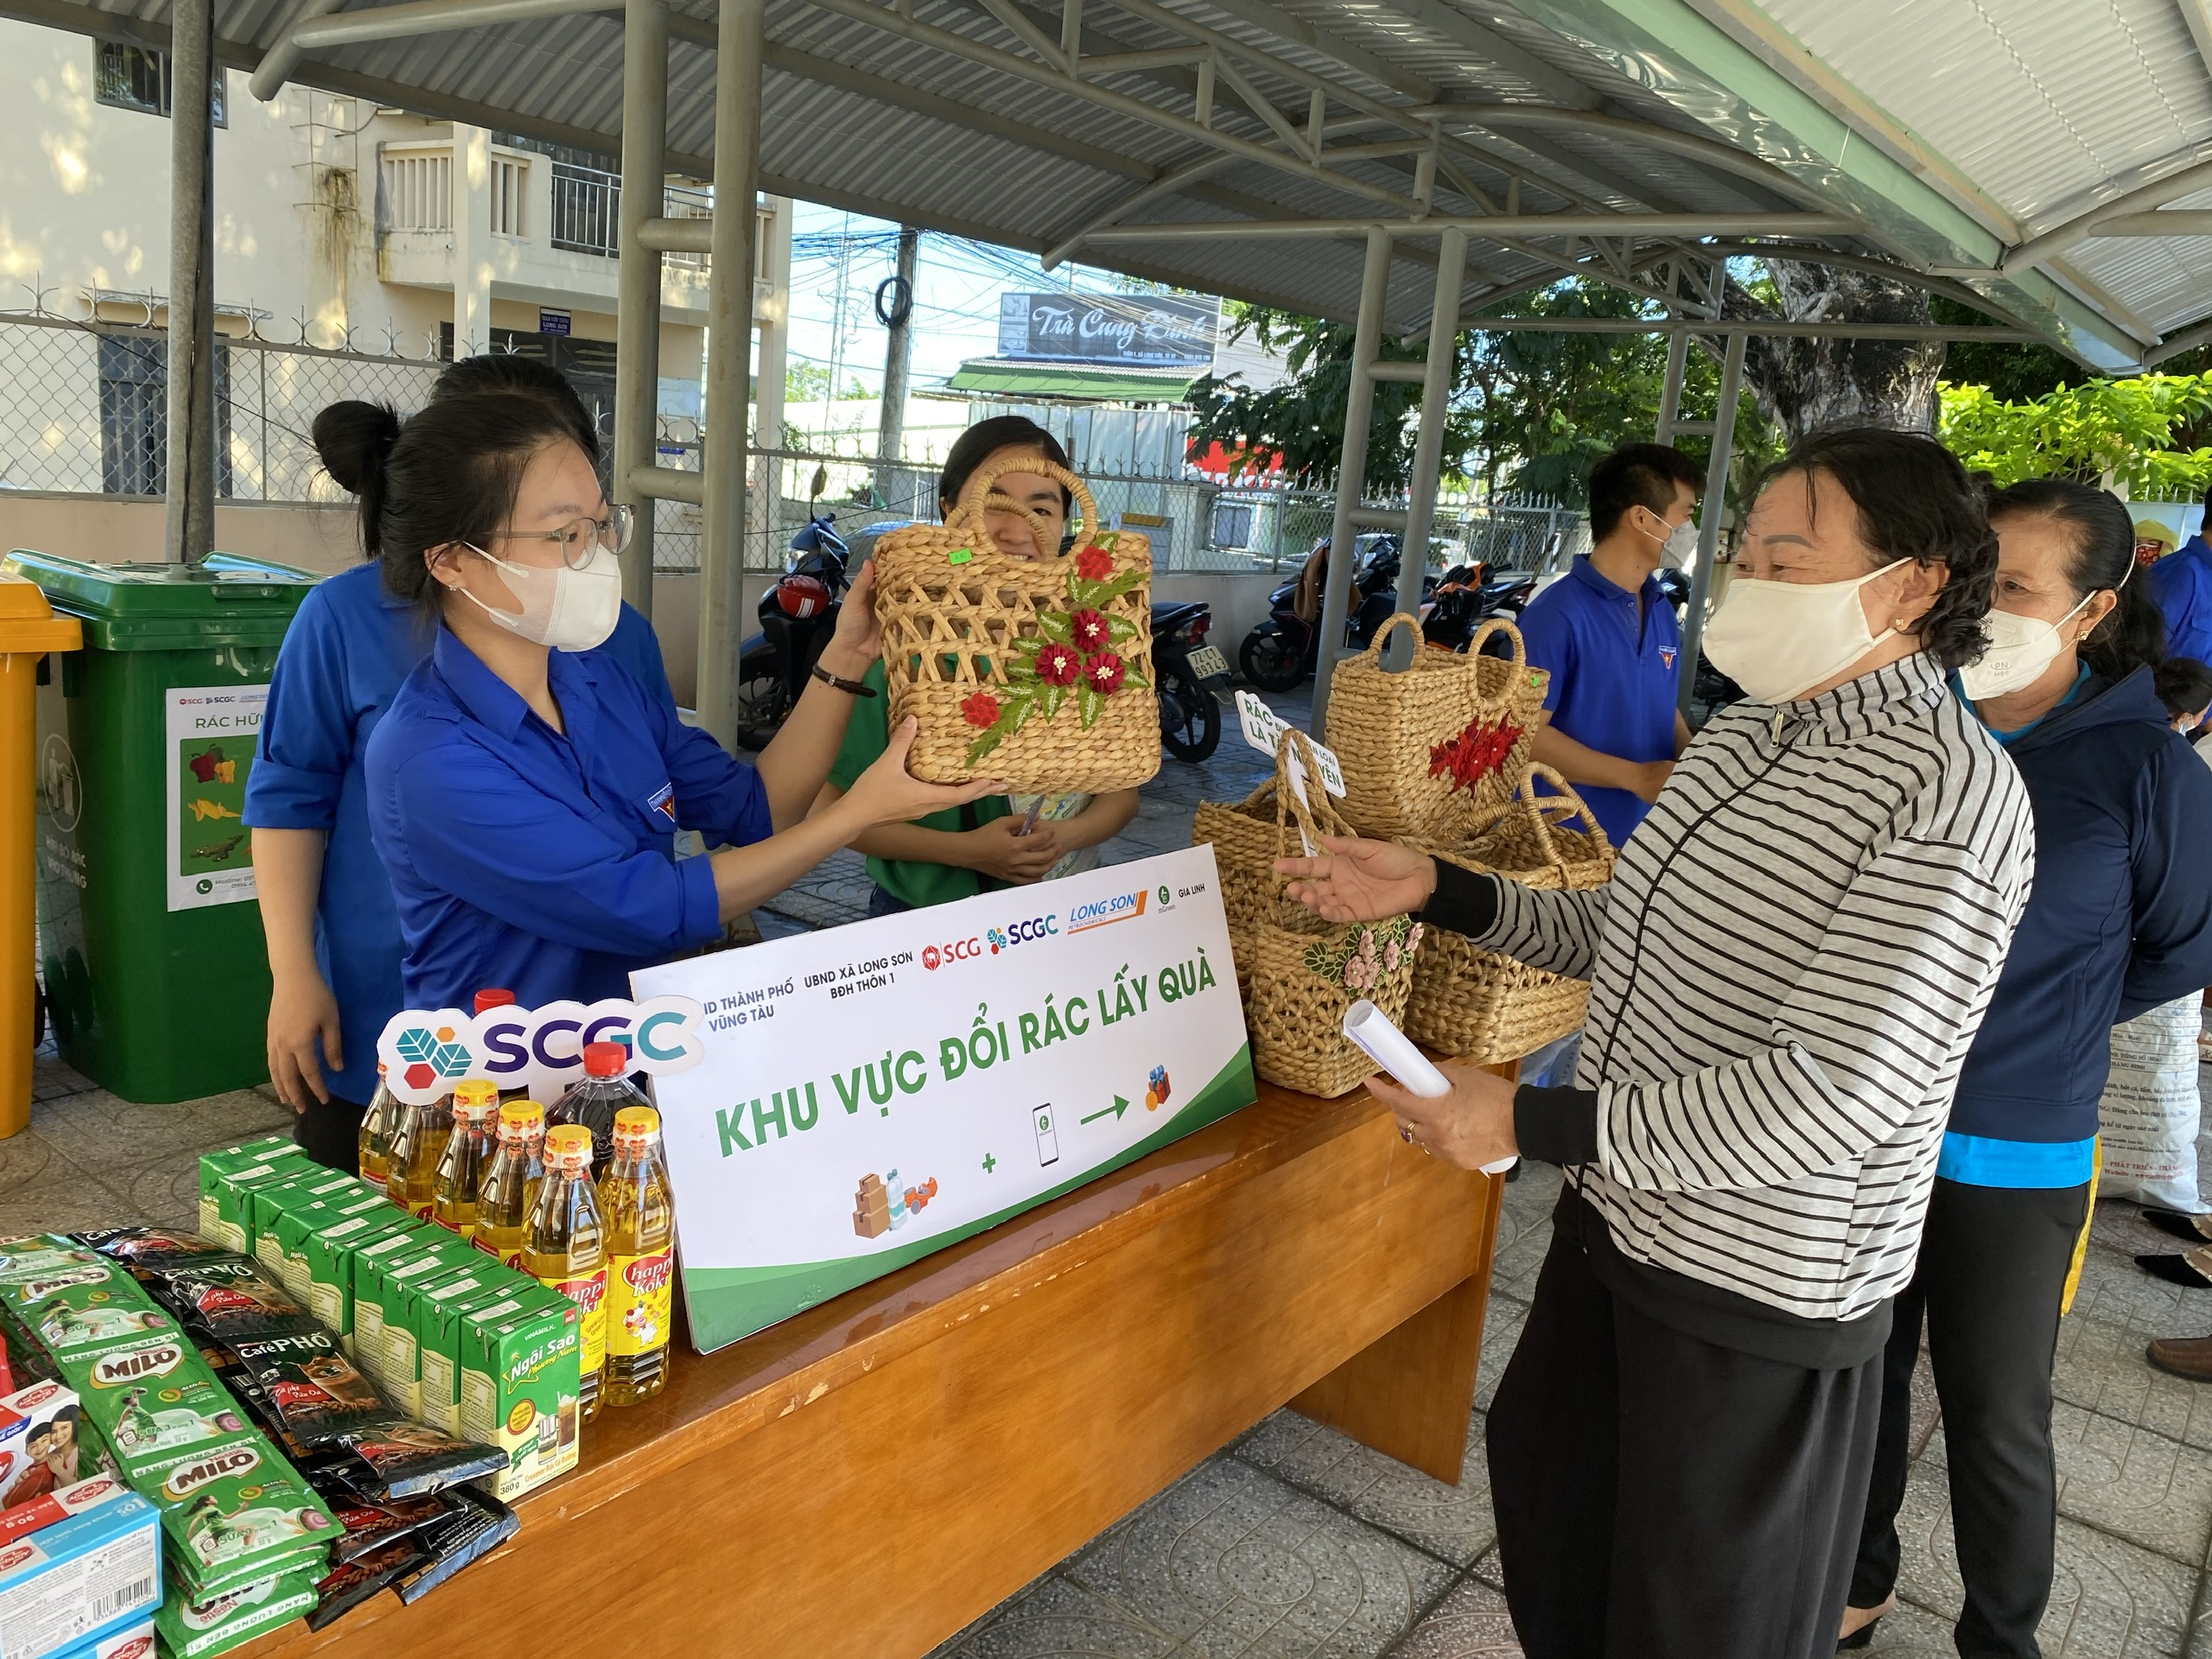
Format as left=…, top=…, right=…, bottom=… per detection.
left=735, top=512, right=851, bottom=751
left=1421, top=561, right=1537, bottom=652
left=1153, top=599, right=1226, bottom=762
left=1237, top=534, right=1430, bottom=691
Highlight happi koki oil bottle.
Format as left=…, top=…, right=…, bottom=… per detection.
left=549, top=1042, right=651, bottom=1174
left=433, top=1085, right=501, bottom=1242
left=524, top=1124, right=607, bottom=1421
left=474, top=1101, right=547, bottom=1269
left=598, top=1106, right=674, bottom=1408
left=359, top=1066, right=395, bottom=1186
left=399, top=1077, right=474, bottom=1221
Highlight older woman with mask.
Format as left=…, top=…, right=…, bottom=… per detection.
left=1837, top=480, right=2212, bottom=1656
left=1274, top=429, right=2035, bottom=1659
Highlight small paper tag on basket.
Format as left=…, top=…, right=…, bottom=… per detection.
left=1236, top=692, right=1345, bottom=797
left=947, top=546, right=974, bottom=565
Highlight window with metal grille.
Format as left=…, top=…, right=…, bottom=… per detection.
left=93, top=41, right=226, bottom=124
left=381, top=151, right=452, bottom=232
left=491, top=155, right=527, bottom=237
left=1211, top=502, right=1255, bottom=550
left=96, top=334, right=233, bottom=497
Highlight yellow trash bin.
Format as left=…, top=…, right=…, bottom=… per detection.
left=0, top=575, right=81, bottom=1137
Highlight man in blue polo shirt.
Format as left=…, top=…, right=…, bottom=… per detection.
left=1518, top=442, right=1704, bottom=849
left=2150, top=493, right=2212, bottom=728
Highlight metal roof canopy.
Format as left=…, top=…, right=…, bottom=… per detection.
left=43, top=0, right=2212, bottom=741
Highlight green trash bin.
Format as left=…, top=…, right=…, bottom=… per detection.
left=7, top=550, right=319, bottom=1103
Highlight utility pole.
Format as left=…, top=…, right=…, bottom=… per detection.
left=165, top=0, right=217, bottom=563
left=824, top=213, right=852, bottom=410
left=874, top=224, right=918, bottom=505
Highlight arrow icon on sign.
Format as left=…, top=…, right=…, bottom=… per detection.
left=1079, top=1096, right=1129, bottom=1127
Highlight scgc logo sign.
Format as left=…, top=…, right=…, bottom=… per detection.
left=985, top=915, right=1058, bottom=952
left=922, top=938, right=985, bottom=971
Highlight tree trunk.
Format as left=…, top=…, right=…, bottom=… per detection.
left=1726, top=264, right=1948, bottom=442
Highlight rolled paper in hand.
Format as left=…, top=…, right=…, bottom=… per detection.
left=1343, top=1000, right=1519, bottom=1176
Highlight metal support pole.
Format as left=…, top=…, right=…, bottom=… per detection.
left=1311, top=226, right=1392, bottom=736
left=1677, top=330, right=1746, bottom=718
left=1391, top=226, right=1465, bottom=666
left=874, top=224, right=918, bottom=504
left=1654, top=330, right=1688, bottom=445
left=165, top=0, right=216, bottom=564
left=696, top=0, right=763, bottom=752
left=755, top=196, right=790, bottom=567
left=613, top=0, right=669, bottom=621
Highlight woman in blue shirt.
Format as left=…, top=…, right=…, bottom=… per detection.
left=1842, top=480, right=2212, bottom=1654
left=246, top=356, right=674, bottom=1166
left=331, top=389, right=983, bottom=1023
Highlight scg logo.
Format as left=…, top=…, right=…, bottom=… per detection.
left=985, top=915, right=1058, bottom=952
left=923, top=938, right=984, bottom=970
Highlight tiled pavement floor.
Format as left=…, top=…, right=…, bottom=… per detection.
left=27, top=680, right=2212, bottom=1657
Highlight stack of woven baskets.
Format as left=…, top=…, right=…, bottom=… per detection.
left=1194, top=613, right=1616, bottom=1096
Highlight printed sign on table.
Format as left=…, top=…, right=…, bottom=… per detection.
left=631, top=846, right=1255, bottom=1353
left=164, top=685, right=266, bottom=912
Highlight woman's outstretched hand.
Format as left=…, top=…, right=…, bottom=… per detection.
left=845, top=715, right=1001, bottom=825
left=1274, top=836, right=1439, bottom=922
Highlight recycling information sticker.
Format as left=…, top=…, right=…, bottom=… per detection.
left=165, top=684, right=266, bottom=912
left=632, top=845, right=1256, bottom=1352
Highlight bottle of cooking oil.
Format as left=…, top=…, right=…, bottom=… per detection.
left=358, top=1066, right=395, bottom=1186
left=523, top=1124, right=607, bottom=1421
left=473, top=1101, right=546, bottom=1268
left=397, top=1078, right=474, bottom=1221
left=598, top=1107, right=673, bottom=1408
left=383, top=1095, right=423, bottom=1209
left=432, top=1084, right=501, bottom=1242
left=549, top=1042, right=649, bottom=1174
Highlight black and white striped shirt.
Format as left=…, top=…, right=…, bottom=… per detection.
left=1447, top=653, right=2034, bottom=1336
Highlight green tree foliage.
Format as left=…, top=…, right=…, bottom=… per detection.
left=785, top=361, right=874, bottom=402
left=1938, top=375, right=2212, bottom=498
left=1185, top=279, right=1780, bottom=507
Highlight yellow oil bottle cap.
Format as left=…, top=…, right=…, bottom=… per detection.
left=612, top=1106, right=660, bottom=1137
left=453, top=1078, right=499, bottom=1110
left=499, top=1100, right=544, bottom=1130
left=544, top=1124, right=593, bottom=1167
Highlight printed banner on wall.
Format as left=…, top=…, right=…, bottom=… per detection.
left=165, top=685, right=266, bottom=912
left=631, top=846, right=1255, bottom=1352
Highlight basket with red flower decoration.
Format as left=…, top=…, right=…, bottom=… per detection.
left=871, top=455, right=1160, bottom=791
left=1401, top=764, right=1614, bottom=1062
left=1324, top=614, right=1546, bottom=841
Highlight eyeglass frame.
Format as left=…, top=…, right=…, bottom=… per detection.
left=486, top=503, right=636, bottom=569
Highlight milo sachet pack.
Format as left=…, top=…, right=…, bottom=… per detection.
left=73, top=1334, right=246, bottom=1471
left=138, top=1433, right=337, bottom=1597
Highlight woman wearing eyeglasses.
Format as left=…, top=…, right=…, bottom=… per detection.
left=322, top=388, right=991, bottom=1030
left=245, top=358, right=679, bottom=1168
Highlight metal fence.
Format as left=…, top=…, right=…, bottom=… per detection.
left=549, top=164, right=713, bottom=267
left=0, top=308, right=1579, bottom=581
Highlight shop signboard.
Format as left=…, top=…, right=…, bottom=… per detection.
left=995, top=291, right=1218, bottom=366
left=632, top=846, right=1255, bottom=1352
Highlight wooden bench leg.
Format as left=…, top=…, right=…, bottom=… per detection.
left=1289, top=1059, right=1516, bottom=1484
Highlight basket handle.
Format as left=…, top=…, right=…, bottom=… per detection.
left=1356, top=613, right=1425, bottom=673
left=1467, top=617, right=1529, bottom=690
left=1462, top=763, right=1611, bottom=876
left=950, top=453, right=1101, bottom=549
left=1269, top=728, right=1351, bottom=864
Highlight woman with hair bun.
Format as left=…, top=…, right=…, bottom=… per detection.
left=349, top=386, right=988, bottom=1019
left=243, top=357, right=673, bottom=1167
left=1842, top=478, right=2212, bottom=1656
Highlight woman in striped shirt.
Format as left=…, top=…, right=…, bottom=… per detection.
left=1277, top=429, right=2035, bottom=1659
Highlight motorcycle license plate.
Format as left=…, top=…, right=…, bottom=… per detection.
left=1186, top=645, right=1230, bottom=682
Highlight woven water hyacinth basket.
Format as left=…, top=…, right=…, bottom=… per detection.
left=871, top=455, right=1160, bottom=792
left=1246, top=744, right=1425, bottom=1097
left=1402, top=764, right=1613, bottom=1062
left=1325, top=614, right=1546, bottom=841
left=1193, top=729, right=1357, bottom=947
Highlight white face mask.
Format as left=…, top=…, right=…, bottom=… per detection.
left=452, top=543, right=622, bottom=652
left=1958, top=594, right=2093, bottom=701
left=1640, top=510, right=1700, bottom=567
left=1702, top=559, right=1907, bottom=705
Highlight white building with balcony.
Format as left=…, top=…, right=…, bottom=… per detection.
left=1, top=16, right=715, bottom=428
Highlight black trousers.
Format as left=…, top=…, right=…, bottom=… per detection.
left=293, top=1094, right=367, bottom=1173
left=1487, top=1221, right=1882, bottom=1659
left=1851, top=1176, right=2089, bottom=1659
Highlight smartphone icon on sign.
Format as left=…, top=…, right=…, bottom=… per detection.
left=1033, top=1104, right=1059, bottom=1167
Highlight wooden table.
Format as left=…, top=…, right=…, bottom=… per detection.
left=244, top=1073, right=1509, bottom=1659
